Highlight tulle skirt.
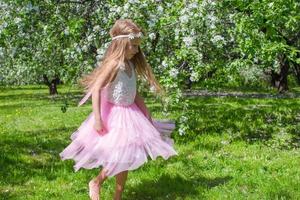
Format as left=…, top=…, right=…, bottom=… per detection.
left=59, top=98, right=178, bottom=177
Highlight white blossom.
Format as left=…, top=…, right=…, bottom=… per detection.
left=93, top=25, right=100, bottom=32
left=141, top=3, right=147, bottom=7
left=183, top=36, right=194, bottom=47
left=64, top=27, right=69, bottom=35
left=128, top=0, right=139, bottom=4
left=149, top=33, right=156, bottom=40
left=147, top=20, right=155, bottom=28
left=96, top=48, right=106, bottom=60
left=190, top=2, right=198, bottom=9
left=87, top=35, right=94, bottom=42
left=179, top=15, right=189, bottom=23
left=190, top=71, right=199, bottom=82
left=180, top=115, right=188, bottom=122
left=109, top=6, right=116, bottom=12
left=221, top=140, right=229, bottom=145
left=169, top=68, right=179, bottom=78
left=96, top=54, right=102, bottom=61
left=229, top=13, right=235, bottom=21
left=207, top=14, right=217, bottom=23
left=2, top=22, right=8, bottom=29
left=161, top=60, right=168, bottom=68
left=115, top=6, right=122, bottom=13
left=14, top=17, right=21, bottom=24
left=0, top=47, right=4, bottom=57
left=76, top=46, right=81, bottom=53
left=124, top=3, right=130, bottom=10
left=96, top=48, right=102, bottom=55
left=202, top=0, right=216, bottom=7
left=157, top=5, right=163, bottom=13
left=198, top=52, right=203, bottom=60
left=209, top=23, right=216, bottom=29
left=211, top=35, right=225, bottom=44
left=150, top=85, right=156, bottom=93
left=82, top=45, right=88, bottom=52
left=268, top=2, right=274, bottom=7
left=174, top=28, right=180, bottom=36
left=27, top=3, right=33, bottom=10
left=179, top=127, right=185, bottom=136
left=273, top=59, right=280, bottom=71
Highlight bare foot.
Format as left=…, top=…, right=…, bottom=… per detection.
left=89, top=179, right=100, bottom=200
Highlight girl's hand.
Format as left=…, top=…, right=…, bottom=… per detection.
left=93, top=120, right=107, bottom=135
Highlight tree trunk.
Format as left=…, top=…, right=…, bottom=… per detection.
left=278, top=54, right=290, bottom=92
left=43, top=74, right=60, bottom=95
left=185, top=78, right=192, bottom=89
left=270, top=70, right=280, bottom=88
left=49, top=82, right=58, bottom=95
left=293, top=63, right=300, bottom=85
left=270, top=54, right=290, bottom=93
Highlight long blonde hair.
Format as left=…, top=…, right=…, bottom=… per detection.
left=79, top=19, right=165, bottom=97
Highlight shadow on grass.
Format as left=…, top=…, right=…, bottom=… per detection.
left=124, top=173, right=232, bottom=200
left=183, top=90, right=300, bottom=99
left=0, top=85, right=47, bottom=91
left=170, top=96, right=300, bottom=148
left=0, top=92, right=86, bottom=115
left=0, top=190, right=18, bottom=200
left=0, top=91, right=83, bottom=102
left=0, top=127, right=77, bottom=186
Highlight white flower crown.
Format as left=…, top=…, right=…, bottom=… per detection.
left=111, top=32, right=143, bottom=40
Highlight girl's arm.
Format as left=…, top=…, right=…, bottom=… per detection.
left=92, top=87, right=102, bottom=123
left=135, top=90, right=153, bottom=124
left=91, top=61, right=119, bottom=126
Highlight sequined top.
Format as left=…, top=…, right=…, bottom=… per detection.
left=102, top=60, right=136, bottom=106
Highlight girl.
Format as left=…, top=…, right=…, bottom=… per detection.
left=59, top=19, right=178, bottom=200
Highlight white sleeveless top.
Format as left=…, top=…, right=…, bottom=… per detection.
left=102, top=60, right=137, bottom=106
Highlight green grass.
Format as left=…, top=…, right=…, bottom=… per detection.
left=0, top=85, right=299, bottom=199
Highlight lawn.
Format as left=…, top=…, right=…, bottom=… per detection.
left=0, top=85, right=299, bottom=200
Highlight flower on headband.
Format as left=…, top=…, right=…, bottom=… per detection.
left=128, top=33, right=135, bottom=39
left=129, top=32, right=143, bottom=39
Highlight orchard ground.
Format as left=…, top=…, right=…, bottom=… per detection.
left=0, top=85, right=299, bottom=199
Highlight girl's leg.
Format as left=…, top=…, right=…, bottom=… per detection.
left=94, top=168, right=108, bottom=185
left=113, top=170, right=128, bottom=200
left=89, top=168, right=108, bottom=200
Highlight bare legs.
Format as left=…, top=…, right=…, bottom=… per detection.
left=89, top=168, right=108, bottom=200
left=113, top=170, right=128, bottom=200
left=89, top=169, right=128, bottom=200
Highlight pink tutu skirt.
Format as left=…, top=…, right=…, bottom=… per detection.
left=59, top=96, right=178, bottom=177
